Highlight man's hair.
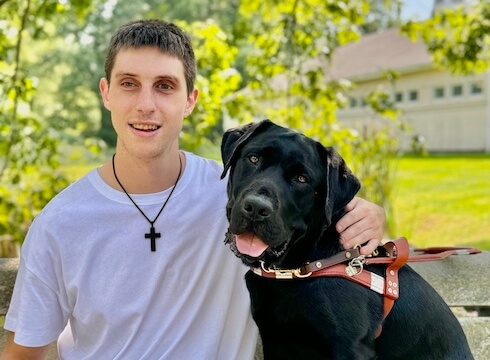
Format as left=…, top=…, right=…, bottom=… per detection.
left=104, top=19, right=196, bottom=95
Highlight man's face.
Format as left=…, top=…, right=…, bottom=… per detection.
left=99, top=46, right=198, bottom=160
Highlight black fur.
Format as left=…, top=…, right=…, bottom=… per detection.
left=221, top=119, right=473, bottom=360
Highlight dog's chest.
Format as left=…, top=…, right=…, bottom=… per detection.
left=245, top=271, right=383, bottom=325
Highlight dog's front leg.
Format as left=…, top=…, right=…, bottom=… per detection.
left=314, top=280, right=381, bottom=360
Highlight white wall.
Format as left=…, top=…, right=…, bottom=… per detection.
left=337, top=68, right=488, bottom=152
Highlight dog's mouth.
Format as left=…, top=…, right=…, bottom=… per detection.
left=232, top=231, right=290, bottom=259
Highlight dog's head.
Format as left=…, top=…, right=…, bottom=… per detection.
left=221, top=120, right=360, bottom=267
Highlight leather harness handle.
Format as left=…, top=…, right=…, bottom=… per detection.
left=366, top=238, right=481, bottom=265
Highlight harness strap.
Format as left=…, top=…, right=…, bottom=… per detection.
left=302, top=248, right=362, bottom=273
left=377, top=238, right=410, bottom=336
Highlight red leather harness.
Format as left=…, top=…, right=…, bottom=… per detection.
left=250, top=237, right=481, bottom=337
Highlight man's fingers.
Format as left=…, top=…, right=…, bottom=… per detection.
left=339, top=219, right=370, bottom=248
left=343, top=196, right=360, bottom=212
left=359, top=238, right=380, bottom=255
left=337, top=197, right=386, bottom=251
left=335, top=198, right=362, bottom=234
left=341, top=225, right=381, bottom=255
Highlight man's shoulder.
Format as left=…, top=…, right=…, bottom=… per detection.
left=185, top=152, right=222, bottom=169
left=184, top=152, right=226, bottom=180
left=35, top=170, right=97, bottom=219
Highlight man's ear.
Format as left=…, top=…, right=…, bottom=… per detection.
left=99, top=78, right=111, bottom=111
left=220, top=119, right=273, bottom=179
left=323, top=146, right=361, bottom=227
left=184, top=88, right=199, bottom=117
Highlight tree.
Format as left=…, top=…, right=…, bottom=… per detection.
left=145, top=0, right=241, bottom=34
left=0, top=0, right=93, bottom=256
left=401, top=1, right=490, bottom=75
left=361, top=0, right=403, bottom=34
left=178, top=20, right=242, bottom=153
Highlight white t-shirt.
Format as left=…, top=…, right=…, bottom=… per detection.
left=5, top=152, right=258, bottom=359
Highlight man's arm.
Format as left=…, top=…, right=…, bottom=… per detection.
left=0, top=331, right=50, bottom=360
left=336, top=197, right=386, bottom=255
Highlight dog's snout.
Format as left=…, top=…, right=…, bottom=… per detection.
left=242, top=195, right=273, bottom=221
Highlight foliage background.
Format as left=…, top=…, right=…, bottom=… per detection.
left=1, top=0, right=489, bottom=256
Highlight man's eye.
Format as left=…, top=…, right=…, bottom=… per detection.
left=158, top=83, right=171, bottom=90
left=249, top=155, right=259, bottom=164
left=122, top=81, right=134, bottom=87
left=296, top=175, right=307, bottom=183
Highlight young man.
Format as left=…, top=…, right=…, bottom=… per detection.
left=1, top=20, right=385, bottom=359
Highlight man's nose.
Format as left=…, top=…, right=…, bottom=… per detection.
left=135, top=86, right=157, bottom=112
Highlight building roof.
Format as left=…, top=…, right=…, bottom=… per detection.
left=329, top=27, right=433, bottom=81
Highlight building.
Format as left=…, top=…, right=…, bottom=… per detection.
left=332, top=27, right=490, bottom=153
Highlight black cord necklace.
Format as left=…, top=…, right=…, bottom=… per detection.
left=112, top=153, right=183, bottom=252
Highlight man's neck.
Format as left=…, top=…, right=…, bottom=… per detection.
left=98, top=149, right=185, bottom=194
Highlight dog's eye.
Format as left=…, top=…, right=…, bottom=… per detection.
left=249, top=155, right=259, bottom=164
left=296, top=175, right=307, bottom=183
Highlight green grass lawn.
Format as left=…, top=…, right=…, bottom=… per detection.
left=392, top=154, right=490, bottom=250
left=62, top=153, right=490, bottom=251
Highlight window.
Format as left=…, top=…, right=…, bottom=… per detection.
left=349, top=97, right=357, bottom=108
left=452, top=85, right=463, bottom=96
left=409, top=90, right=418, bottom=101
left=470, top=82, right=483, bottom=95
left=434, top=87, right=444, bottom=99
left=395, top=92, right=403, bottom=103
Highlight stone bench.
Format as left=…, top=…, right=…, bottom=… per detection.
left=2, top=253, right=489, bottom=359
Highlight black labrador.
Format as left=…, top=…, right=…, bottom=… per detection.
left=221, top=119, right=473, bottom=360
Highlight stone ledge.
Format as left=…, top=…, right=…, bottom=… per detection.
left=410, top=251, right=490, bottom=308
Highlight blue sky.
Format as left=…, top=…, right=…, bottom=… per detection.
left=401, top=0, right=435, bottom=21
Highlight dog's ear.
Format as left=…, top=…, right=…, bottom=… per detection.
left=323, top=146, right=361, bottom=227
left=220, top=119, right=274, bottom=179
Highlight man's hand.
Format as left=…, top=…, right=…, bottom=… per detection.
left=336, top=197, right=386, bottom=255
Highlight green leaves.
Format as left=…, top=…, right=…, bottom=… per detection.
left=402, top=1, right=490, bottom=75
left=179, top=20, right=243, bottom=151
left=365, top=88, right=399, bottom=119
left=235, top=0, right=368, bottom=137
left=0, top=0, right=90, bottom=256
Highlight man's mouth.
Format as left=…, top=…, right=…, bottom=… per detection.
left=131, top=124, right=160, bottom=132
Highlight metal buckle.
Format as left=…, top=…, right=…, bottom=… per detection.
left=260, top=261, right=312, bottom=278
left=345, top=255, right=366, bottom=277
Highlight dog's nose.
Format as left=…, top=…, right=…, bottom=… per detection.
left=242, top=195, right=273, bottom=220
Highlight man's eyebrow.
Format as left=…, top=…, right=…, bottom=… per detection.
left=113, top=71, right=137, bottom=78
left=156, top=75, right=181, bottom=84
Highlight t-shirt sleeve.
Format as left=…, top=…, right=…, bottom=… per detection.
left=4, top=257, right=70, bottom=347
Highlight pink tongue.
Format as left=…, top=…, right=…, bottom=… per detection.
left=235, top=232, right=269, bottom=257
